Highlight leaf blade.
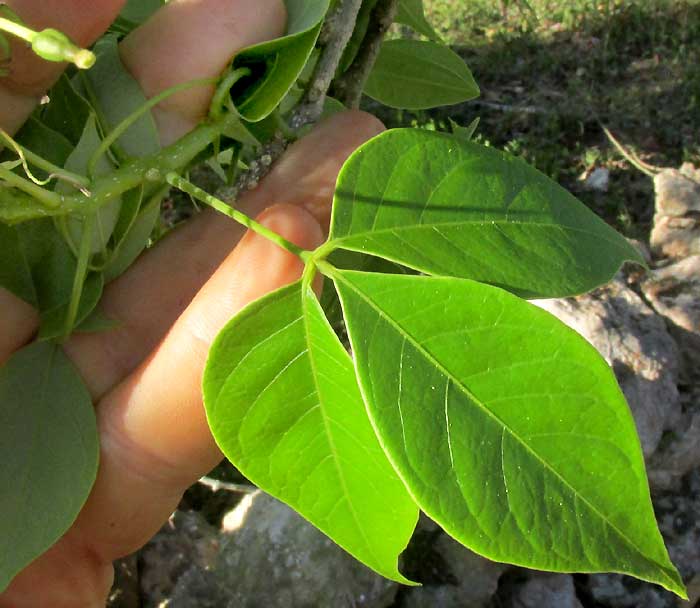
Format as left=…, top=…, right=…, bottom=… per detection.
left=395, top=0, right=443, bottom=42
left=330, top=129, right=644, bottom=298
left=203, top=281, right=419, bottom=582
left=364, top=40, right=479, bottom=110
left=0, top=342, right=98, bottom=592
left=331, top=269, right=685, bottom=596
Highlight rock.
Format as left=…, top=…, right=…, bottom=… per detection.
left=584, top=167, right=610, bottom=192
left=107, top=554, right=140, bottom=608
left=400, top=518, right=505, bottom=608
left=588, top=573, right=674, bottom=608
left=211, top=491, right=398, bottom=608
left=533, top=279, right=681, bottom=457
left=510, top=573, right=583, bottom=608
left=140, top=510, right=221, bottom=607
left=648, top=412, right=700, bottom=492
left=650, top=164, right=700, bottom=260
left=585, top=469, right=700, bottom=608
left=642, top=255, right=700, bottom=382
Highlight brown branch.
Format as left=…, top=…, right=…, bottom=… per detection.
left=332, top=0, right=399, bottom=109
left=291, top=0, right=365, bottom=129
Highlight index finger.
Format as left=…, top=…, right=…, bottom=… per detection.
left=0, top=0, right=126, bottom=133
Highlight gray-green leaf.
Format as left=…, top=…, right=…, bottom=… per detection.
left=364, top=40, right=479, bottom=110
left=395, top=0, right=443, bottom=41
left=0, top=342, right=98, bottom=593
left=330, top=268, right=685, bottom=597
left=329, top=129, right=644, bottom=298
left=59, top=115, right=121, bottom=255
left=204, top=281, right=419, bottom=582
left=37, top=272, right=104, bottom=341
left=79, top=35, right=161, bottom=160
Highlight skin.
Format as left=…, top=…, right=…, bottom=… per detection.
left=0, top=1, right=384, bottom=605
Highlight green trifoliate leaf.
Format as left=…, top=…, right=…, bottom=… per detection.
left=395, top=0, right=443, bottom=41
left=37, top=272, right=104, bottom=341
left=0, top=220, right=72, bottom=309
left=0, top=222, right=36, bottom=305
left=364, top=40, right=479, bottom=110
left=0, top=187, right=58, bottom=224
left=59, top=115, right=121, bottom=255
left=40, top=75, right=93, bottom=147
left=204, top=281, right=419, bottom=583
left=329, top=268, right=685, bottom=597
left=230, top=0, right=331, bottom=121
left=118, top=0, right=164, bottom=27
left=103, top=187, right=165, bottom=283
left=0, top=219, right=102, bottom=335
left=79, top=35, right=161, bottom=160
left=0, top=342, right=98, bottom=593
left=329, top=129, right=644, bottom=298
left=13, top=118, right=74, bottom=179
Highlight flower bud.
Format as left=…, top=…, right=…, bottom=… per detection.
left=31, top=28, right=95, bottom=69
left=31, top=29, right=71, bottom=63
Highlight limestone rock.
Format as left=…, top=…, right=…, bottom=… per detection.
left=586, top=470, right=700, bottom=608
left=642, top=255, right=700, bottom=382
left=651, top=164, right=700, bottom=260
left=510, top=574, right=583, bottom=608
left=588, top=573, right=674, bottom=608
left=401, top=523, right=505, bottom=608
left=212, top=491, right=398, bottom=607
left=139, top=510, right=220, bottom=607
left=533, top=279, right=681, bottom=457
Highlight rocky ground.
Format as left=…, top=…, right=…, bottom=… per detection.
left=108, top=164, right=699, bottom=607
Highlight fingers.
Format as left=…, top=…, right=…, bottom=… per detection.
left=0, top=0, right=126, bottom=133
left=1, top=204, right=323, bottom=605
left=0, top=0, right=292, bottom=370
left=64, top=110, right=384, bottom=400
left=0, top=288, right=38, bottom=366
left=120, top=0, right=286, bottom=144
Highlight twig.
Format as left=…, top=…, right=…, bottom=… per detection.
left=198, top=476, right=257, bottom=494
left=332, top=0, right=400, bottom=109
left=290, top=0, right=365, bottom=128
left=216, top=133, right=288, bottom=203
left=602, top=125, right=664, bottom=177
left=472, top=100, right=551, bottom=115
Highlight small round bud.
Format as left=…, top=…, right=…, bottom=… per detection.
left=31, top=29, right=72, bottom=63
left=31, top=28, right=95, bottom=69
left=72, top=49, right=96, bottom=70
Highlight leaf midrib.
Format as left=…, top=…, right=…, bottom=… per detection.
left=332, top=219, right=632, bottom=253
left=300, top=288, right=382, bottom=569
left=333, top=270, right=671, bottom=582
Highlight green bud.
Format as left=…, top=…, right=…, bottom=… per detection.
left=30, top=28, right=95, bottom=69
left=31, top=28, right=72, bottom=63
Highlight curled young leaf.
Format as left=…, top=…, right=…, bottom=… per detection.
left=228, top=0, right=331, bottom=122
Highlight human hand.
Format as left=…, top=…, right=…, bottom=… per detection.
left=0, top=1, right=383, bottom=605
